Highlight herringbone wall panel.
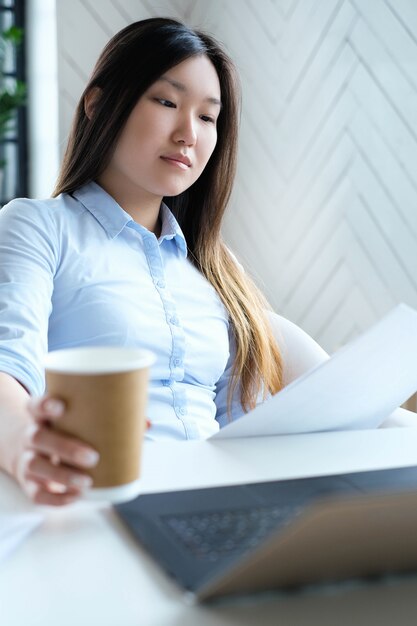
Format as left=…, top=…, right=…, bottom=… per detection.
left=56, top=0, right=417, bottom=353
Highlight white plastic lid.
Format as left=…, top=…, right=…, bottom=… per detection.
left=44, top=346, right=156, bottom=375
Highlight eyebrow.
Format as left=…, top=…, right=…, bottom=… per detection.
left=157, top=76, right=222, bottom=108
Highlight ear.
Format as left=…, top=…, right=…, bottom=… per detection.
left=84, top=86, right=102, bottom=120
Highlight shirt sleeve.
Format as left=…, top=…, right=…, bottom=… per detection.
left=0, top=199, right=57, bottom=395
left=214, top=325, right=243, bottom=428
left=214, top=311, right=329, bottom=428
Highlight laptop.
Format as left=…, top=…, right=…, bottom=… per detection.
left=114, top=466, right=417, bottom=602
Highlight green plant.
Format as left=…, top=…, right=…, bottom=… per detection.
left=0, top=25, right=26, bottom=169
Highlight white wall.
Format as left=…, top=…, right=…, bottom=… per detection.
left=53, top=0, right=417, bottom=353
left=26, top=0, right=59, bottom=198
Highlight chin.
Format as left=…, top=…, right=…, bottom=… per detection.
left=161, top=185, right=190, bottom=198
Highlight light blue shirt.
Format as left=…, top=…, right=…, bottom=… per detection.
left=0, top=181, right=243, bottom=440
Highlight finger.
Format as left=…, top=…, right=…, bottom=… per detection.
left=146, top=419, right=151, bottom=429
left=24, top=479, right=82, bottom=507
left=26, top=425, right=100, bottom=469
left=27, top=396, right=65, bottom=423
left=24, top=454, right=93, bottom=491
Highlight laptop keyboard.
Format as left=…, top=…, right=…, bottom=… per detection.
left=162, top=503, right=303, bottom=562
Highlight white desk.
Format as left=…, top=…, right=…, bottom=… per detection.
left=3, top=428, right=417, bottom=626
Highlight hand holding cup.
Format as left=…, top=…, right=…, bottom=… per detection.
left=44, top=346, right=155, bottom=502
left=17, top=395, right=100, bottom=506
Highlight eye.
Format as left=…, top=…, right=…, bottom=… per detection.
left=155, top=98, right=176, bottom=108
left=200, top=115, right=216, bottom=124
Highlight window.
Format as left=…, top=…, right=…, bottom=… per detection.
left=0, top=0, right=27, bottom=205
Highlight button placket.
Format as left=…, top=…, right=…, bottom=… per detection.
left=142, top=229, right=186, bottom=373
left=141, top=230, right=192, bottom=434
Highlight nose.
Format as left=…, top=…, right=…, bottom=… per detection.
left=172, top=114, right=197, bottom=147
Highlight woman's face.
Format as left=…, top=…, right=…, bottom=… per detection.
left=99, top=54, right=222, bottom=207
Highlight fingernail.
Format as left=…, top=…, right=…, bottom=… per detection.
left=146, top=419, right=151, bottom=429
left=44, top=399, right=64, bottom=416
left=77, top=450, right=100, bottom=467
left=70, top=475, right=93, bottom=489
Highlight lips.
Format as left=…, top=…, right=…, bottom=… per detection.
left=160, top=153, right=192, bottom=168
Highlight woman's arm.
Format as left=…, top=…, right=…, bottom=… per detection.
left=0, top=200, right=96, bottom=504
left=0, top=372, right=31, bottom=477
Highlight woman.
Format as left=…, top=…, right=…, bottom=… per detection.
left=0, top=18, right=327, bottom=505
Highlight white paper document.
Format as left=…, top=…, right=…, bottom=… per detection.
left=212, top=304, right=417, bottom=439
left=0, top=513, right=43, bottom=564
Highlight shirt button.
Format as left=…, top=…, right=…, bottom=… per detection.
left=170, top=316, right=179, bottom=325
left=179, top=407, right=187, bottom=416
left=156, top=279, right=165, bottom=288
left=173, top=358, right=182, bottom=367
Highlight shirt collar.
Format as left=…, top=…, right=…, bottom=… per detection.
left=158, top=202, right=187, bottom=257
left=71, top=181, right=187, bottom=257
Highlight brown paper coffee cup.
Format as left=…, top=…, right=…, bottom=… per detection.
left=44, top=347, right=155, bottom=502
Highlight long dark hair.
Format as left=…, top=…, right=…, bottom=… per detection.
left=53, top=18, right=282, bottom=415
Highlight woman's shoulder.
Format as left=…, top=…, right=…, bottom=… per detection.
left=1, top=193, right=73, bottom=216
left=0, top=195, right=81, bottom=256
left=0, top=193, right=81, bottom=232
